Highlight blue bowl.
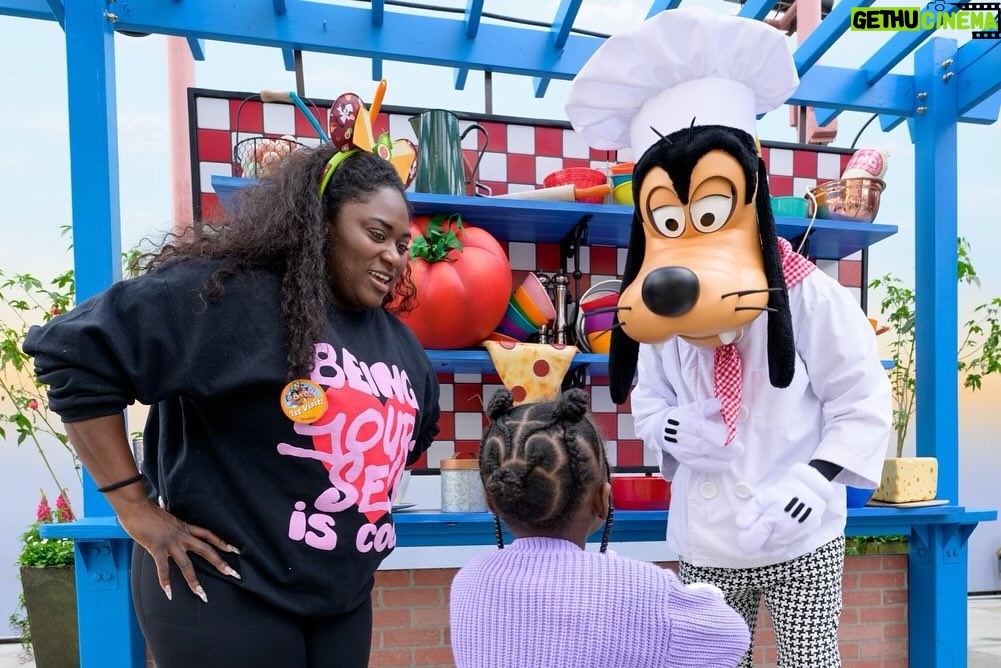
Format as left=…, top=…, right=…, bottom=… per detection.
left=611, top=173, right=632, bottom=188
left=770, top=196, right=810, bottom=218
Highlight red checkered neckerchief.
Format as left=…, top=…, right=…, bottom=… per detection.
left=713, top=237, right=815, bottom=443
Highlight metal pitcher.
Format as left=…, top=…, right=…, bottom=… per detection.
left=409, top=109, right=489, bottom=196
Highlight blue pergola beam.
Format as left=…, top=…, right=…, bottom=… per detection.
left=909, top=37, right=966, bottom=668
left=465, top=0, right=484, bottom=37
left=44, top=0, right=60, bottom=26
left=282, top=48, right=295, bottom=70
left=273, top=0, right=286, bottom=14
left=956, top=37, right=1000, bottom=74
left=879, top=114, right=906, bottom=132
left=791, top=65, right=914, bottom=116
left=815, top=4, right=965, bottom=126
left=961, top=90, right=1001, bottom=125
left=187, top=37, right=205, bottom=61
left=533, top=0, right=584, bottom=98
left=83, top=0, right=602, bottom=80
left=646, top=0, right=683, bottom=18
left=371, top=0, right=384, bottom=83
left=794, top=0, right=877, bottom=76
left=64, top=4, right=142, bottom=664
left=957, top=40, right=1001, bottom=117
left=737, top=0, right=781, bottom=21
left=452, top=0, right=484, bottom=90
left=1, top=0, right=54, bottom=19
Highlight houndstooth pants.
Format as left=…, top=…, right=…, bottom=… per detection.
left=678, top=536, right=845, bottom=668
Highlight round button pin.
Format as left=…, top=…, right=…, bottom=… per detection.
left=734, top=482, right=753, bottom=499
left=280, top=379, right=328, bottom=424
left=699, top=481, right=718, bottom=499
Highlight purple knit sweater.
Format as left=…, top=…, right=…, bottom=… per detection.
left=450, top=537, right=750, bottom=668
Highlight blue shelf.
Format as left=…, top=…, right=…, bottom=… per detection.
left=211, top=176, right=897, bottom=261
left=427, top=349, right=894, bottom=377
left=43, top=505, right=997, bottom=548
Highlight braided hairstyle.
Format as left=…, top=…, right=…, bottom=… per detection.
left=142, top=146, right=417, bottom=380
left=480, top=388, right=614, bottom=553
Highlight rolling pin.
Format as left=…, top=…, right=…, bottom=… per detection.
left=492, top=183, right=611, bottom=202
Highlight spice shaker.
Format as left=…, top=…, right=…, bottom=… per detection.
left=553, top=272, right=569, bottom=345
left=440, top=454, right=488, bottom=513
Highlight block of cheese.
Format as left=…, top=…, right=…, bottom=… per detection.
left=871, top=457, right=938, bottom=503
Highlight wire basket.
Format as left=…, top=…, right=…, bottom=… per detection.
left=231, top=93, right=323, bottom=178
left=233, top=136, right=307, bottom=178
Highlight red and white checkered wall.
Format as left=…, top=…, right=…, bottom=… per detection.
left=190, top=88, right=864, bottom=471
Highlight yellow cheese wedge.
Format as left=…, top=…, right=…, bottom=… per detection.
left=871, top=457, right=938, bottom=503
left=353, top=105, right=375, bottom=152
left=483, top=341, right=577, bottom=405
left=390, top=138, right=416, bottom=185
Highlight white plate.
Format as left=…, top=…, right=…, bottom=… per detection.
left=392, top=503, right=418, bottom=511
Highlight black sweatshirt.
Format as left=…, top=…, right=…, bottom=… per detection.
left=24, top=258, right=440, bottom=615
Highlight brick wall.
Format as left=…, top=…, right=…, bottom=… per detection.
left=369, top=554, right=909, bottom=667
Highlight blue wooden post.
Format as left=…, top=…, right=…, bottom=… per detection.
left=908, top=35, right=964, bottom=668
left=63, top=1, right=144, bottom=666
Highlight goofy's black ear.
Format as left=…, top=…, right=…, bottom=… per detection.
left=608, top=209, right=645, bottom=404
left=755, top=158, right=795, bottom=389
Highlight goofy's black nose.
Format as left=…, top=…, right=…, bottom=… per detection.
left=641, top=266, right=700, bottom=317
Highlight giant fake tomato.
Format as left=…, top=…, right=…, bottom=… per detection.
left=398, top=214, right=511, bottom=349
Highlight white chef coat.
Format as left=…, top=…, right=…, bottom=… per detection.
left=631, top=268, right=891, bottom=568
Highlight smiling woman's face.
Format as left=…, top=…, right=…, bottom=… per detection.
left=326, top=186, right=412, bottom=311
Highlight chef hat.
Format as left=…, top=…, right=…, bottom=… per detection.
left=565, top=7, right=799, bottom=158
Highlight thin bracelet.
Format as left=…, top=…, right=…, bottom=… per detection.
left=96, top=473, right=145, bottom=493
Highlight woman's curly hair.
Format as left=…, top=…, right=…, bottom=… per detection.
left=141, top=146, right=417, bottom=380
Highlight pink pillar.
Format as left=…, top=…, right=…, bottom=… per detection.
left=167, top=37, right=195, bottom=235
left=791, top=0, right=838, bottom=144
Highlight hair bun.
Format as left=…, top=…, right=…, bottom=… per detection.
left=553, top=388, right=589, bottom=422
left=486, top=389, right=515, bottom=420
left=486, top=462, right=528, bottom=510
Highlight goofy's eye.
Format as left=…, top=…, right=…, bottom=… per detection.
left=690, top=194, right=733, bottom=233
left=650, top=205, right=686, bottom=238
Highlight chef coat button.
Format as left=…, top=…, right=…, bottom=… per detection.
left=699, top=482, right=718, bottom=499
left=737, top=405, right=749, bottom=422
left=734, top=482, right=753, bottom=499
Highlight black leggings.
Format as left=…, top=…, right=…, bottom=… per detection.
left=131, top=547, right=372, bottom=668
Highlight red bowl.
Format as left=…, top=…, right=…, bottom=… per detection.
left=543, top=168, right=607, bottom=203
left=611, top=476, right=671, bottom=511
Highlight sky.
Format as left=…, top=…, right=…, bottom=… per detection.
left=1, top=0, right=1000, bottom=631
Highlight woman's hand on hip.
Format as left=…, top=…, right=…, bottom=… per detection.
left=117, top=498, right=241, bottom=603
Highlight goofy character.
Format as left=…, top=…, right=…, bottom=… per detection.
left=566, top=8, right=892, bottom=667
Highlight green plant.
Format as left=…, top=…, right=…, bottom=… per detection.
left=869, top=237, right=1001, bottom=458
left=845, top=534, right=908, bottom=556
left=9, top=490, right=76, bottom=656
left=0, top=268, right=81, bottom=505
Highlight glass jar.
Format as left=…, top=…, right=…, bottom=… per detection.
left=440, top=454, right=488, bottom=513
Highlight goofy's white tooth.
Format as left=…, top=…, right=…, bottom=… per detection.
left=718, top=330, right=737, bottom=345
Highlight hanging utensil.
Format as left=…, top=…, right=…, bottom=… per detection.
left=260, top=89, right=330, bottom=143
left=491, top=183, right=611, bottom=202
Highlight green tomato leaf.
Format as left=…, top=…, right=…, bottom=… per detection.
left=409, top=213, right=465, bottom=263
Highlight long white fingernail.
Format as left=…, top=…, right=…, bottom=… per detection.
left=227, top=544, right=241, bottom=554
left=196, top=586, right=208, bottom=603
left=226, top=567, right=242, bottom=580
left=163, top=585, right=172, bottom=601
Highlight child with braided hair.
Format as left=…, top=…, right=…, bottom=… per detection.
left=449, top=388, right=751, bottom=668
